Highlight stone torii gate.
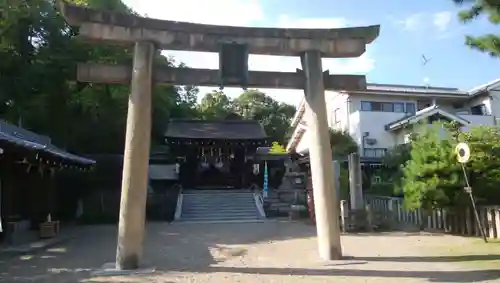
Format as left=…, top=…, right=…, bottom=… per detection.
left=60, top=3, right=379, bottom=270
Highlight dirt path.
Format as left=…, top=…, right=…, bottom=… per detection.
left=0, top=221, right=499, bottom=283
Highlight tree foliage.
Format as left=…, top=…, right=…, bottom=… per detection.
left=0, top=0, right=296, bottom=155
left=401, top=123, right=462, bottom=210
left=0, top=0, right=200, bottom=154
left=197, top=89, right=296, bottom=143
left=458, top=125, right=500, bottom=202
left=380, top=143, right=412, bottom=196
left=453, top=0, right=500, bottom=56
left=329, top=129, right=358, bottom=158
left=198, top=91, right=236, bottom=120
left=397, top=121, right=500, bottom=211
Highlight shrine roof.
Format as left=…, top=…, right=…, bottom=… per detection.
left=0, top=120, right=95, bottom=166
left=164, top=119, right=268, bottom=140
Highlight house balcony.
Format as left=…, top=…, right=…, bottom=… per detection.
left=458, top=114, right=495, bottom=127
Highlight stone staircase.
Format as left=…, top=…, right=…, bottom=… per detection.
left=178, top=190, right=263, bottom=222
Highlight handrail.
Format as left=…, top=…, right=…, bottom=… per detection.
left=251, top=183, right=266, bottom=218
left=173, top=183, right=183, bottom=220
left=249, top=183, right=264, bottom=205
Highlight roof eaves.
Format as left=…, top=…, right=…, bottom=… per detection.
left=385, top=106, right=470, bottom=131
left=0, top=127, right=95, bottom=166
left=468, top=78, right=500, bottom=97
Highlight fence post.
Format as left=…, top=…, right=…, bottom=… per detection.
left=366, top=203, right=373, bottom=231
left=480, top=207, right=488, bottom=238
left=487, top=208, right=494, bottom=239
left=387, top=199, right=394, bottom=228
left=495, top=208, right=500, bottom=238
left=397, top=201, right=402, bottom=223
left=442, top=210, right=448, bottom=232
left=340, top=200, right=347, bottom=233
left=465, top=208, right=473, bottom=235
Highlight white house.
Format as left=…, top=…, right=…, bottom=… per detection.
left=287, top=78, right=500, bottom=159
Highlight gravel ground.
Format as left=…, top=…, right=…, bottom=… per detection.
left=0, top=221, right=499, bottom=283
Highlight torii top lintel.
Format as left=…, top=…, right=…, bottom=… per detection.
left=60, top=3, right=380, bottom=58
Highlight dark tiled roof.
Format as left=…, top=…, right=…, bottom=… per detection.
left=164, top=119, right=267, bottom=140
left=384, top=106, right=470, bottom=131
left=0, top=120, right=95, bottom=165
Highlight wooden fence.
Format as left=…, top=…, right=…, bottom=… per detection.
left=357, top=195, right=500, bottom=239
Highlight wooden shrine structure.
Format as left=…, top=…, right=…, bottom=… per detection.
left=165, top=119, right=268, bottom=189
left=0, top=120, right=94, bottom=243
left=60, top=1, right=380, bottom=269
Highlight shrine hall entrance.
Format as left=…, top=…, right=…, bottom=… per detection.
left=164, top=119, right=269, bottom=190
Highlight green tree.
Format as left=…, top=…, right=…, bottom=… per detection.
left=329, top=128, right=358, bottom=158
left=397, top=122, right=500, bottom=210
left=0, top=0, right=299, bottom=157
left=233, top=89, right=296, bottom=143
left=401, top=122, right=462, bottom=210
left=0, top=0, right=199, bottom=154
left=382, top=143, right=412, bottom=195
left=198, top=91, right=236, bottom=119
left=453, top=0, right=500, bottom=56
left=459, top=125, right=500, bottom=204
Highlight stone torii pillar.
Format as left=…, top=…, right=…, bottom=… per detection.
left=116, top=41, right=155, bottom=270
left=60, top=2, right=379, bottom=268
left=301, top=51, right=342, bottom=259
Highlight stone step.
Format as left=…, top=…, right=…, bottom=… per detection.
left=183, top=204, right=256, bottom=209
left=184, top=211, right=256, bottom=214
left=183, top=196, right=253, bottom=200
left=184, top=205, right=255, bottom=209
left=184, top=198, right=254, bottom=202
left=183, top=205, right=257, bottom=211
left=183, top=197, right=253, bottom=201
left=180, top=213, right=260, bottom=218
left=178, top=215, right=262, bottom=222
left=183, top=190, right=252, bottom=194
left=184, top=198, right=253, bottom=202
left=182, top=202, right=255, bottom=208
left=178, top=191, right=260, bottom=222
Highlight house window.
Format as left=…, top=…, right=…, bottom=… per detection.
left=394, top=103, right=405, bottom=113
left=405, top=103, right=416, bottom=115
left=471, top=104, right=487, bottom=115
left=361, top=101, right=413, bottom=114
left=382, top=103, right=393, bottom=112
left=363, top=148, right=387, bottom=158
left=361, top=101, right=372, bottom=111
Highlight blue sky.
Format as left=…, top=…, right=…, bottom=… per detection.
left=122, top=0, right=499, bottom=106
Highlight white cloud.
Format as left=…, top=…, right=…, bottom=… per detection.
left=397, top=13, right=423, bottom=31
left=433, top=11, right=452, bottom=31
left=276, top=15, right=349, bottom=29
left=394, top=11, right=457, bottom=39
left=122, top=0, right=264, bottom=26
left=122, top=0, right=376, bottom=107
